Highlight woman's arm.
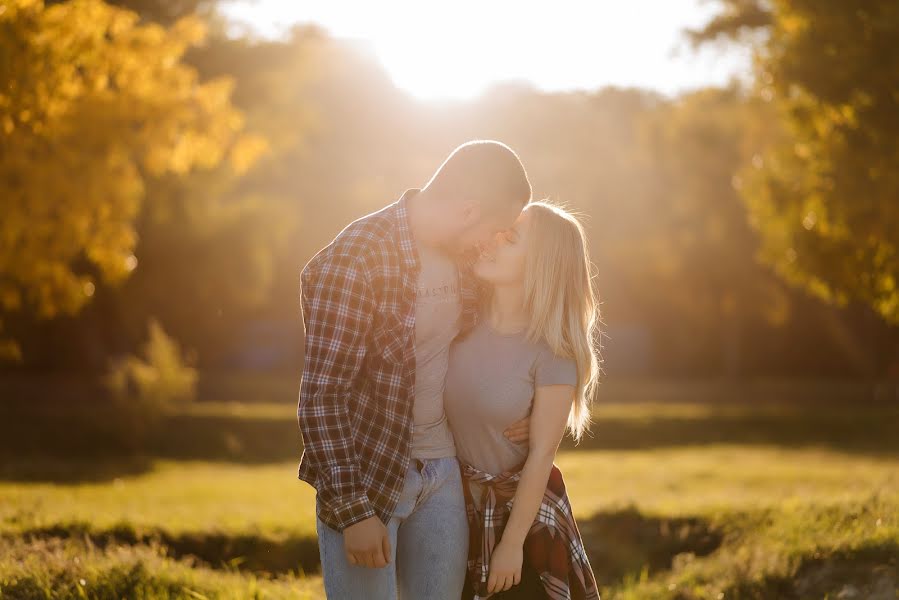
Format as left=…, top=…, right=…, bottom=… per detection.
left=486, top=383, right=574, bottom=594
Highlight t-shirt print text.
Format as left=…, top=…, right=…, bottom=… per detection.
left=416, top=281, right=459, bottom=303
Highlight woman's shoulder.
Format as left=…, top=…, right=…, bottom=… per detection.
left=532, top=339, right=578, bottom=387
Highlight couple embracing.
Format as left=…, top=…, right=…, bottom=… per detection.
left=297, top=140, right=601, bottom=599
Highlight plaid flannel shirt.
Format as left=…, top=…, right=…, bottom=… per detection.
left=461, top=460, right=600, bottom=600
left=297, top=189, right=480, bottom=532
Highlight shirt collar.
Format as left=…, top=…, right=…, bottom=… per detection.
left=394, top=188, right=421, bottom=272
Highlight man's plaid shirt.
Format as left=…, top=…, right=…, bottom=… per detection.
left=297, top=189, right=480, bottom=532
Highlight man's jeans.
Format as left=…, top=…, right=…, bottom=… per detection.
left=316, top=456, right=469, bottom=599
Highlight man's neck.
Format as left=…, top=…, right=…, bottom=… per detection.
left=406, top=188, right=447, bottom=253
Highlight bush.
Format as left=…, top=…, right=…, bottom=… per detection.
left=105, top=319, right=197, bottom=446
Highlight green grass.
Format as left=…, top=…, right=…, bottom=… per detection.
left=1, top=461, right=318, bottom=538
left=0, top=535, right=322, bottom=600
left=3, top=447, right=896, bottom=598
left=2, top=393, right=897, bottom=599
left=3, top=447, right=893, bottom=539
left=558, top=446, right=898, bottom=515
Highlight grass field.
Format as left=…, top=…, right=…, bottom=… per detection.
left=1, top=384, right=897, bottom=599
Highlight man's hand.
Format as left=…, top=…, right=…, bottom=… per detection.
left=487, top=539, right=523, bottom=594
left=503, top=415, right=530, bottom=444
left=343, top=516, right=391, bottom=568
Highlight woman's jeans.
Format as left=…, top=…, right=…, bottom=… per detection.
left=316, top=456, right=469, bottom=599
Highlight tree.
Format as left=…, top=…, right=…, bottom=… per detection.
left=0, top=0, right=263, bottom=360
left=686, top=0, right=771, bottom=46
left=632, top=86, right=790, bottom=376
left=692, top=0, right=899, bottom=323
left=48, top=0, right=218, bottom=25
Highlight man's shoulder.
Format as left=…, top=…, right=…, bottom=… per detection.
left=303, top=203, right=399, bottom=276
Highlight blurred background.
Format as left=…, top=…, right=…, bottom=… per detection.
left=1, top=1, right=897, bottom=599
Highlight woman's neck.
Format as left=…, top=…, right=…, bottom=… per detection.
left=488, top=283, right=528, bottom=333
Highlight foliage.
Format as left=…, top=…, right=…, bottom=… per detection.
left=686, top=0, right=771, bottom=46
left=104, top=0, right=217, bottom=24
left=48, top=0, right=218, bottom=25
left=105, top=318, right=197, bottom=442
left=0, top=0, right=263, bottom=359
left=695, top=1, right=899, bottom=323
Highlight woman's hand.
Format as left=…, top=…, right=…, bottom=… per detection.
left=487, top=539, right=523, bottom=594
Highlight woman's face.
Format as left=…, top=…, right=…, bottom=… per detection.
left=473, top=208, right=530, bottom=285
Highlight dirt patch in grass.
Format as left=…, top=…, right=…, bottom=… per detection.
left=578, top=507, right=724, bottom=586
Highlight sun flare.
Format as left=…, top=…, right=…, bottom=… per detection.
left=222, top=0, right=750, bottom=101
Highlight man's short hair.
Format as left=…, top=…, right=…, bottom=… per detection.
left=423, top=140, right=532, bottom=211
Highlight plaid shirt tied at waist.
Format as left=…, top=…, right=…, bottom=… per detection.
left=460, top=460, right=600, bottom=600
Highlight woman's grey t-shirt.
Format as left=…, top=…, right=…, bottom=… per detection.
left=444, top=318, right=578, bottom=475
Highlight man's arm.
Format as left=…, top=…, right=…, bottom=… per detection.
left=299, top=252, right=377, bottom=531
left=504, top=415, right=530, bottom=444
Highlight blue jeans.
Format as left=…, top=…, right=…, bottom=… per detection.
left=316, top=456, right=469, bottom=599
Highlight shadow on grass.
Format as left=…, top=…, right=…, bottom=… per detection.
left=0, top=455, right=156, bottom=484
left=13, top=508, right=724, bottom=587
left=558, top=408, right=899, bottom=455
left=2, top=389, right=897, bottom=483
left=12, top=511, right=898, bottom=597
left=6, top=524, right=896, bottom=600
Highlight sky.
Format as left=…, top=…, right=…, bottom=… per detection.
left=221, top=0, right=751, bottom=101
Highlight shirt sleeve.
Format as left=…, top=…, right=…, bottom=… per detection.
left=534, top=345, right=578, bottom=388
left=298, top=252, right=377, bottom=531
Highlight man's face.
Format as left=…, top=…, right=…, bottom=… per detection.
left=451, top=199, right=524, bottom=255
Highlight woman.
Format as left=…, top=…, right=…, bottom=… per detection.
left=445, top=200, right=601, bottom=599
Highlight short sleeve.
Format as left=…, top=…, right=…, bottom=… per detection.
left=534, top=345, right=578, bottom=388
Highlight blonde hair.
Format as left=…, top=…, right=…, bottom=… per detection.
left=521, top=201, right=601, bottom=442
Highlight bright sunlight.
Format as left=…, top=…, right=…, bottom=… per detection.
left=222, top=0, right=751, bottom=100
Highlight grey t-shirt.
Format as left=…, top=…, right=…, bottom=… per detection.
left=410, top=244, right=460, bottom=459
left=444, top=317, right=578, bottom=474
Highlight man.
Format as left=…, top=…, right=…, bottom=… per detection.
left=298, top=140, right=533, bottom=598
